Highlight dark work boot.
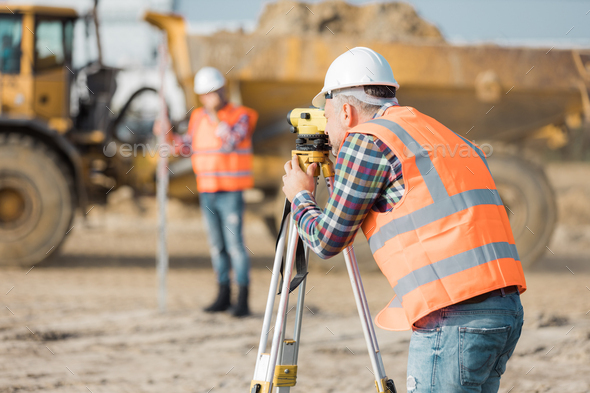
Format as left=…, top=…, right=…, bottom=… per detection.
left=204, top=283, right=231, bottom=312
left=232, top=285, right=250, bottom=317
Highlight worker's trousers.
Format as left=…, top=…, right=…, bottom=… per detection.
left=406, top=291, right=524, bottom=393
left=199, top=191, right=250, bottom=286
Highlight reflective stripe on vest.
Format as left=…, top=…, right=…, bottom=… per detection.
left=368, top=188, right=504, bottom=253
left=352, top=107, right=526, bottom=331
left=392, top=241, right=519, bottom=299
left=370, top=118, right=449, bottom=202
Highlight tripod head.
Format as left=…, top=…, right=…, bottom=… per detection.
left=287, top=108, right=334, bottom=178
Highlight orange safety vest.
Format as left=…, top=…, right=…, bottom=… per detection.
left=188, top=103, right=258, bottom=193
left=345, top=106, right=526, bottom=331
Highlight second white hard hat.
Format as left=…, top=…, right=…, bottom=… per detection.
left=312, top=47, right=399, bottom=108
left=194, top=66, right=226, bottom=95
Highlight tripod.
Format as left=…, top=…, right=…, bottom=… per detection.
left=249, top=122, right=397, bottom=393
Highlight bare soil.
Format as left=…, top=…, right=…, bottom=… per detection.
left=254, top=0, right=444, bottom=42
left=1, top=162, right=589, bottom=393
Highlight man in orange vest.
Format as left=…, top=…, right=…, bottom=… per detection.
left=282, top=47, right=526, bottom=392
left=186, top=67, right=258, bottom=317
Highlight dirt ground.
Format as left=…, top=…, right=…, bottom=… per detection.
left=1, top=162, right=590, bottom=393
left=253, top=1, right=444, bottom=42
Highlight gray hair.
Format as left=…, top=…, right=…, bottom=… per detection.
left=333, top=94, right=381, bottom=119
left=332, top=85, right=396, bottom=119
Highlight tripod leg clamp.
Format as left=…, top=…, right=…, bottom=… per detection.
left=273, top=365, right=297, bottom=387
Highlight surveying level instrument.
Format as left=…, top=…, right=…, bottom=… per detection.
left=249, top=109, right=397, bottom=393
left=288, top=108, right=333, bottom=178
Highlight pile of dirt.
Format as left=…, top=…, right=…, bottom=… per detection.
left=254, top=0, right=444, bottom=42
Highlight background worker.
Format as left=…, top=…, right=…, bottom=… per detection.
left=282, top=47, right=526, bottom=392
left=182, top=66, right=257, bottom=317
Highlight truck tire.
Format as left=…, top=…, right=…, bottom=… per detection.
left=0, top=133, right=75, bottom=266
left=488, top=153, right=557, bottom=268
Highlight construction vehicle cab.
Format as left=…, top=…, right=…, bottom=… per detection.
left=0, top=6, right=75, bottom=128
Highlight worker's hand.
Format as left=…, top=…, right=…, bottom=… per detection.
left=282, top=155, right=317, bottom=203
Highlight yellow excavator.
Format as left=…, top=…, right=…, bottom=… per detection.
left=1, top=4, right=589, bottom=268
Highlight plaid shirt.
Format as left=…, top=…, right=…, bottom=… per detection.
left=214, top=113, right=250, bottom=151
left=292, top=132, right=405, bottom=259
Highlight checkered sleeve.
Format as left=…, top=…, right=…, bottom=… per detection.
left=216, top=114, right=250, bottom=151
left=292, top=132, right=404, bottom=259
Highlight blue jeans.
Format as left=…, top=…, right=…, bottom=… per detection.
left=406, top=292, right=524, bottom=393
left=199, top=191, right=250, bottom=286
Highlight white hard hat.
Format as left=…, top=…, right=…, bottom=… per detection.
left=194, top=67, right=226, bottom=95
left=312, top=47, right=400, bottom=108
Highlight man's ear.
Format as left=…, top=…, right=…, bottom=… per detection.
left=341, top=102, right=354, bottom=128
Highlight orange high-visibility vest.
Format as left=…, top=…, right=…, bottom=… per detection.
left=188, top=103, right=257, bottom=193
left=346, top=106, right=526, bottom=331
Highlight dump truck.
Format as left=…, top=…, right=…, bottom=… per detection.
left=1, top=4, right=589, bottom=268
left=143, top=8, right=590, bottom=268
